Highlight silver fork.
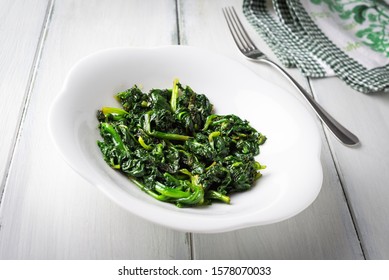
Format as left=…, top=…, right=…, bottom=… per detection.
left=222, top=6, right=359, bottom=146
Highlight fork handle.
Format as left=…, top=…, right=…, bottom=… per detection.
left=259, top=58, right=359, bottom=146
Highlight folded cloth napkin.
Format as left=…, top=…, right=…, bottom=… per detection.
left=243, top=0, right=389, bottom=93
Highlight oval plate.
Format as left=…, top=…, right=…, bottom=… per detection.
left=48, top=46, right=323, bottom=233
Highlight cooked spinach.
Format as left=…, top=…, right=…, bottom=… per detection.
left=97, top=79, right=266, bottom=207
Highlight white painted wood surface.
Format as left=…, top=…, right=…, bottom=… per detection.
left=0, top=0, right=49, bottom=195
left=311, top=77, right=389, bottom=259
left=0, top=0, right=388, bottom=259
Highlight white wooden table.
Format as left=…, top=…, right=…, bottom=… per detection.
left=1, top=0, right=388, bottom=260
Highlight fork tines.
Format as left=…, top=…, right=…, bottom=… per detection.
left=222, top=6, right=257, bottom=53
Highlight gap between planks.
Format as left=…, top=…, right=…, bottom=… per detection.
left=307, top=78, right=367, bottom=260
left=0, top=0, right=55, bottom=211
left=176, top=0, right=194, bottom=260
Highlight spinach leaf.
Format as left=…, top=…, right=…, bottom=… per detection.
left=96, top=79, right=266, bottom=207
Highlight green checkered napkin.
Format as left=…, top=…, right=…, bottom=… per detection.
left=243, top=0, right=389, bottom=93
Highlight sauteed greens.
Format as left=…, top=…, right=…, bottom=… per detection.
left=97, top=79, right=266, bottom=207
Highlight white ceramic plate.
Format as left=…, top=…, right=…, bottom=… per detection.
left=48, top=46, right=322, bottom=233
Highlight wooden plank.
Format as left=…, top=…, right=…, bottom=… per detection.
left=179, top=0, right=364, bottom=259
left=0, top=0, right=190, bottom=259
left=0, top=0, right=49, bottom=195
left=310, top=77, right=389, bottom=259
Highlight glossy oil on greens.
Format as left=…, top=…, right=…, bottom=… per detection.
left=96, top=79, right=266, bottom=207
